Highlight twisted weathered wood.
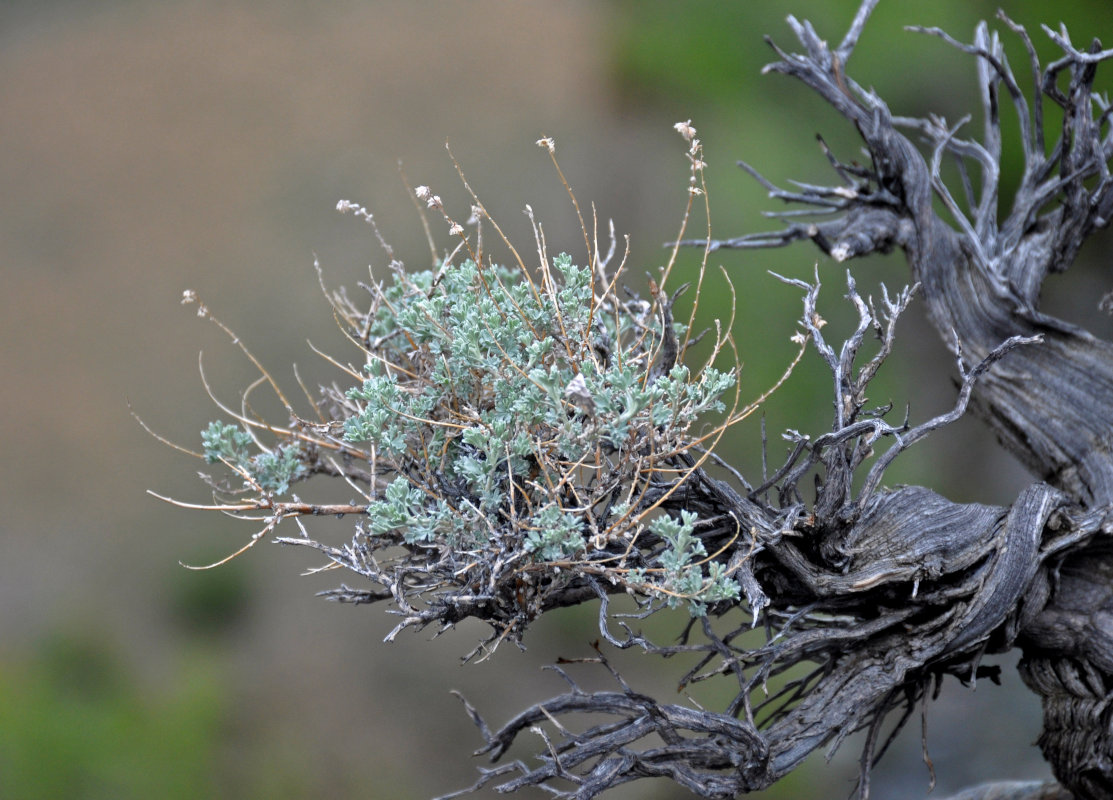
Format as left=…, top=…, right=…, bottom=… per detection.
left=691, top=2, right=1113, bottom=796
left=941, top=782, right=1071, bottom=800
left=440, top=4, right=1113, bottom=784
left=181, top=4, right=1113, bottom=798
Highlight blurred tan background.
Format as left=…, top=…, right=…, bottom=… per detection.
left=3, top=1, right=1112, bottom=798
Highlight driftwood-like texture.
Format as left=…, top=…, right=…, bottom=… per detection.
left=449, top=1, right=1113, bottom=797
left=678, top=0, right=1113, bottom=797
left=160, top=2, right=1113, bottom=798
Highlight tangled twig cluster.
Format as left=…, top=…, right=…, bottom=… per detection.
left=153, top=130, right=802, bottom=653
left=149, top=1, right=1113, bottom=797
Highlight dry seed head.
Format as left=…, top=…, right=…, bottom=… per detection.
left=674, top=120, right=697, bottom=142
left=563, top=372, right=595, bottom=415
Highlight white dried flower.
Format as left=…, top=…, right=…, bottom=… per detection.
left=674, top=120, right=697, bottom=141
left=181, top=289, right=208, bottom=318
left=414, top=185, right=431, bottom=200
left=336, top=199, right=374, bottom=222
left=563, top=372, right=595, bottom=415
left=426, top=194, right=443, bottom=210
left=536, top=136, right=555, bottom=153
left=448, top=222, right=464, bottom=236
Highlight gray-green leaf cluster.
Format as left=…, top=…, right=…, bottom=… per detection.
left=200, top=421, right=305, bottom=495
left=334, top=252, right=739, bottom=616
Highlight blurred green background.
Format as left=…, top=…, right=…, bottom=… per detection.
left=3, top=1, right=1112, bottom=797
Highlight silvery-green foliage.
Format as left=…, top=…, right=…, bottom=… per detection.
left=648, top=510, right=739, bottom=614
left=332, top=252, right=738, bottom=617
left=200, top=420, right=305, bottom=495
left=174, top=128, right=759, bottom=650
